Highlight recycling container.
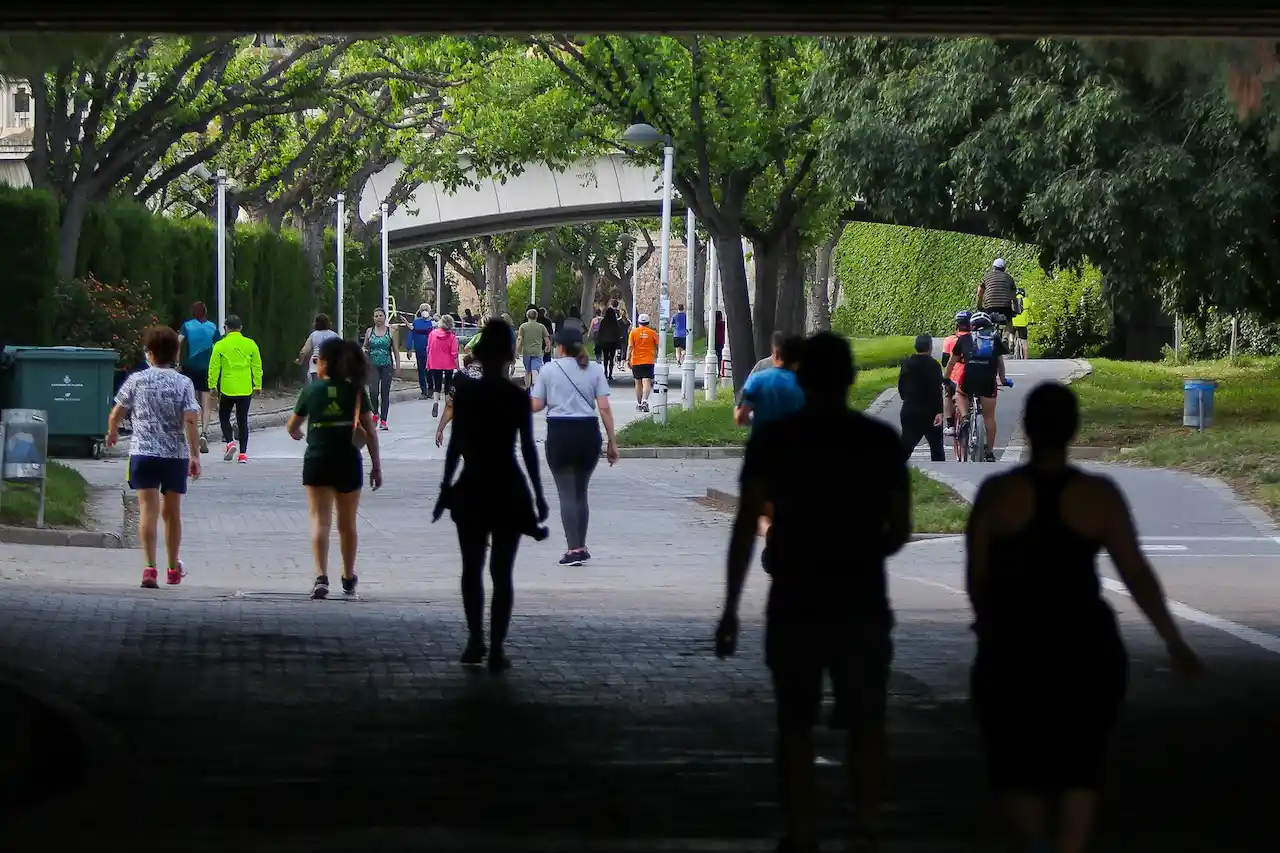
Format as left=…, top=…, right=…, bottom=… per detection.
left=1183, top=378, right=1218, bottom=430
left=2, top=347, right=119, bottom=457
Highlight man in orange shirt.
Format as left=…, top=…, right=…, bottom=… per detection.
left=627, top=313, right=660, bottom=413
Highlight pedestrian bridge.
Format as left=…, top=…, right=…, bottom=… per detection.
left=357, top=155, right=664, bottom=249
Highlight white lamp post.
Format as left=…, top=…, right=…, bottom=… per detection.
left=704, top=238, right=719, bottom=400
left=215, top=169, right=228, bottom=333
left=335, top=193, right=346, bottom=335
left=531, top=247, right=538, bottom=306
left=379, top=201, right=390, bottom=314
left=681, top=209, right=697, bottom=410
left=622, top=123, right=675, bottom=425
left=436, top=251, right=443, bottom=315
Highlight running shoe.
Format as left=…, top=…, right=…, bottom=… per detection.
left=379, top=420, right=389, bottom=431
left=460, top=636, right=487, bottom=665
left=237, top=453, right=248, bottom=464
left=487, top=647, right=511, bottom=673
left=640, top=401, right=650, bottom=413
left=311, top=575, right=329, bottom=599
left=223, top=441, right=237, bottom=461
left=559, top=551, right=584, bottom=567
left=198, top=434, right=209, bottom=454
left=942, top=426, right=956, bottom=436
left=141, top=567, right=159, bottom=589
left=166, top=560, right=185, bottom=585
left=578, top=548, right=592, bottom=562
left=340, top=574, right=358, bottom=596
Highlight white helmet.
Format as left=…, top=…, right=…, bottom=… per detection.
left=970, top=311, right=993, bottom=329
left=993, top=258, right=1006, bottom=270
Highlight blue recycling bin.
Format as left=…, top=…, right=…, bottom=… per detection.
left=1183, top=379, right=1218, bottom=430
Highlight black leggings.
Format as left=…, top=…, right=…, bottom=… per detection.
left=457, top=523, right=521, bottom=648
left=368, top=364, right=393, bottom=421
left=545, top=418, right=601, bottom=550
left=430, top=369, right=454, bottom=398
left=597, top=345, right=618, bottom=378
left=218, top=394, right=251, bottom=450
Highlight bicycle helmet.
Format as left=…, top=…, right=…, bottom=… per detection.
left=954, top=310, right=971, bottom=324
left=970, top=311, right=993, bottom=330
left=993, top=258, right=1006, bottom=270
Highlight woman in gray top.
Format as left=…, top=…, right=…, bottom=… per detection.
left=298, top=314, right=342, bottom=383
left=531, top=326, right=619, bottom=566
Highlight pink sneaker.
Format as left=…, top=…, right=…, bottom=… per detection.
left=141, top=568, right=159, bottom=589
left=237, top=453, right=248, bottom=464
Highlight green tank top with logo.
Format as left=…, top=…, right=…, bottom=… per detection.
left=367, top=328, right=394, bottom=367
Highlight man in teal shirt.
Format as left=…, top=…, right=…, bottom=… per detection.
left=734, top=335, right=806, bottom=431
left=177, top=301, right=219, bottom=453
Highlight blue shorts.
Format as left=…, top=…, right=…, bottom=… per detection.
left=128, top=455, right=189, bottom=495
left=523, top=355, right=544, bottom=374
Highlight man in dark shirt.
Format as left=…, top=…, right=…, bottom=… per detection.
left=716, top=331, right=911, bottom=853
left=896, top=333, right=946, bottom=461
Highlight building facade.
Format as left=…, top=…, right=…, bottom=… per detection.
left=0, top=78, right=34, bottom=188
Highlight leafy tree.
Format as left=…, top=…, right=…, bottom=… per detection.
left=811, top=37, right=1280, bottom=322
left=440, top=232, right=533, bottom=318
left=548, top=221, right=656, bottom=319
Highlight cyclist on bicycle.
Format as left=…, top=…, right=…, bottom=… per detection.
left=939, top=310, right=971, bottom=437
left=976, top=258, right=1017, bottom=327
left=1010, top=287, right=1030, bottom=357
left=954, top=311, right=1013, bottom=461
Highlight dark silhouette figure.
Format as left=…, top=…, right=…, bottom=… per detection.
left=717, top=332, right=911, bottom=853
left=896, top=333, right=946, bottom=461
left=435, top=320, right=549, bottom=672
left=966, top=382, right=1202, bottom=853
left=596, top=303, right=622, bottom=381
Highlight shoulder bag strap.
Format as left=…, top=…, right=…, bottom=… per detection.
left=555, top=361, right=597, bottom=411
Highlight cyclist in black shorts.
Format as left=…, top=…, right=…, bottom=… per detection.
left=955, top=312, right=1013, bottom=461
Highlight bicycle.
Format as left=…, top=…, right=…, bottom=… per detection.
left=955, top=379, right=1013, bottom=463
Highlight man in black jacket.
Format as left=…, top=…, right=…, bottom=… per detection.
left=897, top=334, right=946, bottom=461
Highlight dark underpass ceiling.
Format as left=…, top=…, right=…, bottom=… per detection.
left=7, top=2, right=1280, bottom=37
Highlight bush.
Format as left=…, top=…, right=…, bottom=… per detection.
left=0, top=186, right=58, bottom=346
left=1179, top=309, right=1280, bottom=360
left=52, top=275, right=161, bottom=363
left=508, top=262, right=580, bottom=317
left=831, top=222, right=1110, bottom=357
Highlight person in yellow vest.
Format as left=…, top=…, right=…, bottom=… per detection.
left=208, top=315, right=263, bottom=464
left=1010, top=287, right=1031, bottom=359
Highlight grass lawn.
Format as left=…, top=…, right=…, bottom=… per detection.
left=910, top=468, right=970, bottom=534
left=1074, top=357, right=1280, bottom=517
left=0, top=461, right=92, bottom=528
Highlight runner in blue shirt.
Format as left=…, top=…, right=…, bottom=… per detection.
left=672, top=303, right=689, bottom=365
left=734, top=335, right=806, bottom=432
left=177, top=301, right=219, bottom=453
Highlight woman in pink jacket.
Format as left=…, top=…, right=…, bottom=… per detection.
left=426, top=313, right=460, bottom=418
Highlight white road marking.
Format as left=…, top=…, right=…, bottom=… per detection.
left=894, top=574, right=966, bottom=596
left=1100, top=578, right=1280, bottom=656
left=1142, top=536, right=1279, bottom=542
left=1141, top=544, right=1189, bottom=552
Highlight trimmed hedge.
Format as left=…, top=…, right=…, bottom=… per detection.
left=0, top=189, right=402, bottom=383
left=831, top=223, right=1110, bottom=358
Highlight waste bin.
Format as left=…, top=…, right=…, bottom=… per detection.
left=1183, top=378, right=1218, bottom=430
left=2, top=347, right=119, bottom=457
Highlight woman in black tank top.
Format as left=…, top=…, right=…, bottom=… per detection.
left=965, top=383, right=1201, bottom=853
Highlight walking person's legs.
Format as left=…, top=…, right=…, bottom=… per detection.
left=160, top=491, right=185, bottom=583
left=234, top=395, right=251, bottom=458
left=442, top=369, right=454, bottom=397
left=571, top=443, right=600, bottom=554
left=899, top=415, right=926, bottom=461
left=218, top=392, right=235, bottom=452
left=378, top=364, right=393, bottom=425
left=416, top=358, right=429, bottom=397
left=456, top=523, right=489, bottom=663
left=486, top=530, right=520, bottom=671
left=136, top=487, right=162, bottom=587
left=334, top=488, right=362, bottom=592
left=924, top=420, right=946, bottom=462
left=305, top=486, right=336, bottom=598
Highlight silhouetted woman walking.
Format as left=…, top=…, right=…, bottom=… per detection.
left=436, top=319, right=549, bottom=672
left=965, top=382, right=1201, bottom=853
left=596, top=302, right=621, bottom=381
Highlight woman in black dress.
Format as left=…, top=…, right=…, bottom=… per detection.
left=596, top=302, right=622, bottom=381
left=436, top=319, right=549, bottom=672
left=965, top=382, right=1201, bottom=853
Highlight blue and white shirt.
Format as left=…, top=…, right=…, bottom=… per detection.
left=114, top=367, right=199, bottom=459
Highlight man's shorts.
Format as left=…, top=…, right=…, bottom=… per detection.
left=302, top=454, right=364, bottom=494
left=182, top=366, right=210, bottom=393
left=1015, top=326, right=1028, bottom=340
left=766, top=615, right=894, bottom=733
left=984, top=306, right=1014, bottom=325
left=673, top=336, right=687, bottom=349
left=632, top=363, right=655, bottom=380
left=522, top=355, right=544, bottom=374
left=128, top=455, right=189, bottom=495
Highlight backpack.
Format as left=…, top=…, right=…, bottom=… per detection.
left=969, top=330, right=996, bottom=362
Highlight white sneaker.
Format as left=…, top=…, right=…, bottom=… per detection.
left=943, top=426, right=956, bottom=436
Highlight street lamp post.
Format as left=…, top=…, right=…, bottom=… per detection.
left=215, top=169, right=228, bottom=333
left=622, top=123, right=675, bottom=425
left=704, top=238, right=719, bottom=400
left=436, top=252, right=443, bottom=315
left=681, top=210, right=697, bottom=410
left=379, top=202, right=390, bottom=314
left=335, top=193, right=346, bottom=336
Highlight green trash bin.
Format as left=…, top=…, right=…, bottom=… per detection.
left=3, top=347, right=119, bottom=458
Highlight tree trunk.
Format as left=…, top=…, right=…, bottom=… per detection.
left=774, top=228, right=806, bottom=337
left=484, top=244, right=508, bottom=319
left=56, top=189, right=91, bottom=282
left=750, top=235, right=779, bottom=358
left=538, top=250, right=557, bottom=308
left=808, top=230, right=839, bottom=332
left=716, top=232, right=756, bottom=393
left=691, top=238, right=707, bottom=342
left=300, top=215, right=326, bottom=304
left=578, top=267, right=598, bottom=321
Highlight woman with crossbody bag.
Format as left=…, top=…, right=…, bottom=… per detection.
left=530, top=325, right=619, bottom=566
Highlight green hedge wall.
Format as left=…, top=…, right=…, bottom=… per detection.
left=831, top=223, right=1110, bottom=357
left=0, top=189, right=394, bottom=383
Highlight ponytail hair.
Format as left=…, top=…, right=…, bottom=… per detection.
left=563, top=341, right=589, bottom=368
left=318, top=337, right=370, bottom=386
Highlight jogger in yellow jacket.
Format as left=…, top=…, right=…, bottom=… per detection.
left=208, top=315, right=263, bottom=463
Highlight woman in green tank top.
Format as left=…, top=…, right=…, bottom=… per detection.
left=363, top=307, right=400, bottom=430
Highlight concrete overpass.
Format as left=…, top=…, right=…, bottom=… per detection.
left=357, top=155, right=664, bottom=249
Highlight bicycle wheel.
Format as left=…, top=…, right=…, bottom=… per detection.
left=969, top=406, right=986, bottom=462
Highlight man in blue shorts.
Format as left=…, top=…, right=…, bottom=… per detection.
left=177, top=301, right=218, bottom=453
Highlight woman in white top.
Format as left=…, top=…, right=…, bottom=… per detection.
left=298, top=313, right=341, bottom=383
left=531, top=326, right=619, bottom=566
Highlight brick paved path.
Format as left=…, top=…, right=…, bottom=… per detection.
left=3, top=399, right=1279, bottom=850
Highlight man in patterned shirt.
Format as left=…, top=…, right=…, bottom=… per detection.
left=107, top=326, right=202, bottom=589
